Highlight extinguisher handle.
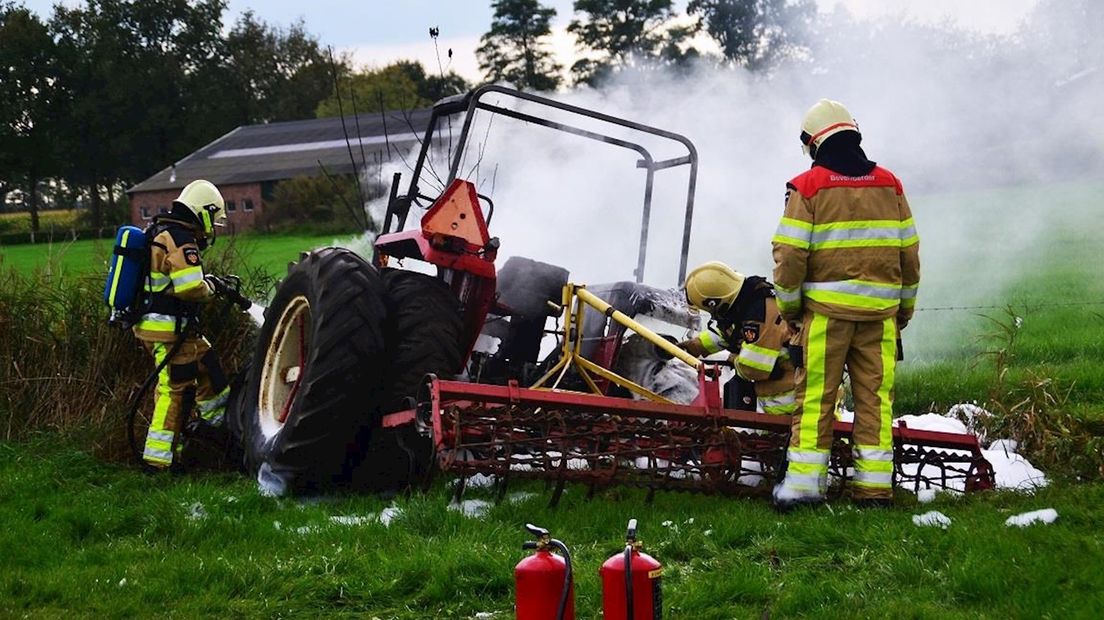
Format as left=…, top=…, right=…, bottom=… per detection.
left=525, top=523, right=550, bottom=538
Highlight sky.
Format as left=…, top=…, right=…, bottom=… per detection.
left=20, top=0, right=1041, bottom=81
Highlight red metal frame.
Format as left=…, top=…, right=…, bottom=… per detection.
left=380, top=373, right=995, bottom=498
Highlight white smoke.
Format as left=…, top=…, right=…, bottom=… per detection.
left=399, top=2, right=1102, bottom=362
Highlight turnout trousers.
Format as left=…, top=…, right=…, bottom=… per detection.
left=777, top=311, right=898, bottom=501
left=140, top=336, right=229, bottom=468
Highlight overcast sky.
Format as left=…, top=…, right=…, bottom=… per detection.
left=21, top=0, right=1040, bottom=81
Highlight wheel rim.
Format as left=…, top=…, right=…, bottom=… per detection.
left=259, top=295, right=311, bottom=439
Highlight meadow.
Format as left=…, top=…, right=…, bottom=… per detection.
left=0, top=179, right=1102, bottom=617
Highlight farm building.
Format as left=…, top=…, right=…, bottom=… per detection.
left=127, top=109, right=432, bottom=231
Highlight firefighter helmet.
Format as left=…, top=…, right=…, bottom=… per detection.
left=684, top=261, right=746, bottom=314
left=173, top=180, right=225, bottom=236
left=800, top=99, right=858, bottom=156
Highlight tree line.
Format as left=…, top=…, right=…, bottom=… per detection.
left=3, top=0, right=1100, bottom=235
left=478, top=0, right=815, bottom=90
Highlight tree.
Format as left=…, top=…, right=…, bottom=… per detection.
left=0, top=3, right=62, bottom=232
left=220, top=11, right=336, bottom=125
left=568, top=0, right=692, bottom=85
left=688, top=0, right=814, bottom=71
left=315, top=61, right=469, bottom=117
left=49, top=0, right=229, bottom=228
left=258, top=174, right=368, bottom=234
left=477, top=0, right=562, bottom=91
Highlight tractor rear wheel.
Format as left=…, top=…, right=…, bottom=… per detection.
left=347, top=268, right=464, bottom=490
left=233, top=247, right=388, bottom=495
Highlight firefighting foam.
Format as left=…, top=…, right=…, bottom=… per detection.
left=427, top=5, right=1100, bottom=365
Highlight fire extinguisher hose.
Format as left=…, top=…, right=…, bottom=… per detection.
left=624, top=544, right=634, bottom=620
left=549, top=538, right=573, bottom=620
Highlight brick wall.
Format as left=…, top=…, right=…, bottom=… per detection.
left=129, top=182, right=265, bottom=233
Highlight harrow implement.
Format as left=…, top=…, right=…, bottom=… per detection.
left=380, top=283, right=995, bottom=504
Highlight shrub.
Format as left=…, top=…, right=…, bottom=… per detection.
left=976, top=308, right=1104, bottom=480
left=0, top=236, right=269, bottom=460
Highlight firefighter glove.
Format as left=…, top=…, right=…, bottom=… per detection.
left=204, top=274, right=228, bottom=295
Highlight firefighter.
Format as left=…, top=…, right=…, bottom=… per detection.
left=771, top=99, right=920, bottom=509
left=134, top=179, right=233, bottom=470
left=680, top=261, right=796, bottom=416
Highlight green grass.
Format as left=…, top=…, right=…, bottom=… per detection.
left=0, top=232, right=362, bottom=282
left=2, top=179, right=1103, bottom=616
left=2, top=440, right=1102, bottom=619
left=894, top=179, right=1104, bottom=419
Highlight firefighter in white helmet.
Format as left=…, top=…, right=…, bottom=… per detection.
left=133, top=179, right=235, bottom=470
left=772, top=99, right=920, bottom=509
left=680, top=261, right=797, bottom=416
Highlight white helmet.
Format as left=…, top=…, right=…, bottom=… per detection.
left=173, top=180, right=225, bottom=236
left=800, top=99, right=859, bottom=156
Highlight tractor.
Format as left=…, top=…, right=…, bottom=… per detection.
left=226, top=85, right=994, bottom=500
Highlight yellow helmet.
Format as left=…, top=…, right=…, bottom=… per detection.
left=800, top=99, right=858, bottom=156
left=684, top=261, right=746, bottom=313
left=173, top=179, right=225, bottom=236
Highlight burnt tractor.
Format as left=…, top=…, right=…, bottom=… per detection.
left=227, top=85, right=994, bottom=500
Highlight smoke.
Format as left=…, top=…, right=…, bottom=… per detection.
left=414, top=1, right=1102, bottom=361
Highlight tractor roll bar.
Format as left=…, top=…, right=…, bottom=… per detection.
left=390, top=84, right=699, bottom=284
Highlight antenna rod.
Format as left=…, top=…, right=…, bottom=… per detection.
left=378, top=90, right=392, bottom=160
left=328, top=46, right=368, bottom=230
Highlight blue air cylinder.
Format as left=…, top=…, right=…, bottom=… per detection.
left=103, top=225, right=148, bottom=312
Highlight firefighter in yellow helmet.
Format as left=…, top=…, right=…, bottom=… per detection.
left=680, top=261, right=796, bottom=416
left=772, top=99, right=920, bottom=509
left=133, top=180, right=234, bottom=470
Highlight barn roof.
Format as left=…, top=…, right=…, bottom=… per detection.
left=128, top=109, right=432, bottom=194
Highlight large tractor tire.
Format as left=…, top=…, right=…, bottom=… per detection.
left=348, top=268, right=464, bottom=490
left=232, top=247, right=388, bottom=495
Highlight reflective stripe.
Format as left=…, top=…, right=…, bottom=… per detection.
left=698, top=330, right=727, bottom=355
left=147, top=429, right=174, bottom=443
left=775, top=285, right=802, bottom=315
left=798, top=314, right=828, bottom=449
left=852, top=471, right=893, bottom=487
left=143, top=446, right=173, bottom=464
left=809, top=225, right=906, bottom=249
left=136, top=313, right=186, bottom=333
left=901, top=218, right=919, bottom=246
left=804, top=280, right=901, bottom=300
left=197, top=397, right=226, bottom=413
left=171, top=266, right=204, bottom=292
left=854, top=447, right=893, bottom=462
left=773, top=218, right=813, bottom=249
left=787, top=448, right=829, bottom=465
left=877, top=317, right=896, bottom=448
left=759, top=390, right=795, bottom=414
left=144, top=344, right=176, bottom=467
left=779, top=471, right=825, bottom=493
left=197, top=390, right=228, bottom=426
left=804, top=280, right=902, bottom=311
left=737, top=343, right=778, bottom=372
left=107, top=229, right=130, bottom=303
left=900, top=283, right=918, bottom=310
left=145, top=274, right=170, bottom=292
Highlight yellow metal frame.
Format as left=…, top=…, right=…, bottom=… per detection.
left=531, top=283, right=701, bottom=404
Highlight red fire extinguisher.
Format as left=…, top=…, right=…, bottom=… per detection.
left=516, top=523, right=575, bottom=620
left=600, top=518, right=663, bottom=620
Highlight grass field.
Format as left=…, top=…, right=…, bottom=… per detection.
left=0, top=232, right=359, bottom=281
left=2, top=441, right=1102, bottom=619
left=1, top=180, right=1103, bottom=617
